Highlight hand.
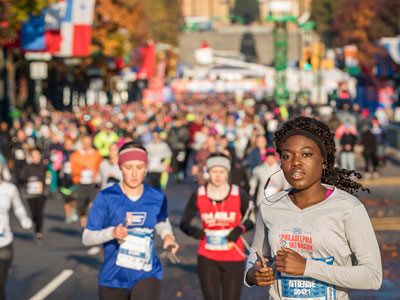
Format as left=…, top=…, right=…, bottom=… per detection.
left=246, top=260, right=275, bottom=287
left=21, top=218, right=33, bottom=230
left=112, top=224, right=128, bottom=240
left=227, top=226, right=242, bottom=242
left=163, top=234, right=179, bottom=254
left=275, top=247, right=306, bottom=275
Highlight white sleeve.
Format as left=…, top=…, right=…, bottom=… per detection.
left=82, top=227, right=115, bottom=246
left=2, top=167, right=12, bottom=181
left=304, top=205, right=382, bottom=290
left=249, top=171, right=258, bottom=197
left=244, top=209, right=270, bottom=287
left=155, top=218, right=174, bottom=240
left=11, top=185, right=32, bottom=229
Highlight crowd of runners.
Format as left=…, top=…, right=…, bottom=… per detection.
left=0, top=94, right=387, bottom=299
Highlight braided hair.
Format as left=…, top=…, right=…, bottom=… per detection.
left=274, top=116, right=367, bottom=195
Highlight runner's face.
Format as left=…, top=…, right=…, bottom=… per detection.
left=31, top=150, right=41, bottom=164
left=280, top=135, right=324, bottom=191
left=209, top=166, right=229, bottom=187
left=120, top=160, right=147, bottom=189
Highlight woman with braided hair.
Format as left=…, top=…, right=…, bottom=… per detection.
left=245, top=116, right=382, bottom=299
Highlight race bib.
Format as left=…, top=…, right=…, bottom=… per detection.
left=80, top=169, right=94, bottom=184
left=177, top=151, right=186, bottom=162
left=27, top=181, right=44, bottom=195
left=15, top=149, right=25, bottom=160
left=50, top=153, right=58, bottom=162
left=279, top=257, right=336, bottom=300
left=148, top=157, right=161, bottom=170
left=204, top=229, right=231, bottom=251
left=64, top=162, right=71, bottom=174
left=116, top=228, right=154, bottom=271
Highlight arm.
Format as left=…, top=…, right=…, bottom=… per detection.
left=179, top=192, right=204, bottom=239
left=82, top=227, right=115, bottom=246
left=83, top=193, right=119, bottom=245
left=11, top=185, right=32, bottom=229
left=304, top=205, right=382, bottom=290
left=155, top=218, right=174, bottom=240
left=244, top=209, right=272, bottom=287
left=157, top=194, right=179, bottom=253
left=249, top=170, right=258, bottom=198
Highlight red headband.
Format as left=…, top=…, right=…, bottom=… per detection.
left=118, top=148, right=148, bottom=165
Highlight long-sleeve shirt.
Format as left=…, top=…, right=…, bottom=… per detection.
left=245, top=185, right=382, bottom=299
left=0, top=181, right=32, bottom=248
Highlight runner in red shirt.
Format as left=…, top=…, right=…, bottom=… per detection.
left=180, top=152, right=254, bottom=300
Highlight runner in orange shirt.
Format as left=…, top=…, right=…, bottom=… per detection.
left=70, top=135, right=102, bottom=228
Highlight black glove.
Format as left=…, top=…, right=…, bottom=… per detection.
left=227, top=226, right=242, bottom=242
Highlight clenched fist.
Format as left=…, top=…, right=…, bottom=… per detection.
left=275, top=247, right=306, bottom=275
left=246, top=260, right=275, bottom=287
left=113, top=224, right=128, bottom=240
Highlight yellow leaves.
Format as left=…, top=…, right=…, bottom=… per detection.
left=93, top=0, right=149, bottom=57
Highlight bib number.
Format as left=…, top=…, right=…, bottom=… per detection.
left=27, top=181, right=44, bottom=195
left=64, top=162, right=71, bottom=174
left=279, top=257, right=336, bottom=300
left=15, top=149, right=25, bottom=160
left=116, top=228, right=153, bottom=271
left=80, top=169, right=94, bottom=184
left=204, top=229, right=231, bottom=251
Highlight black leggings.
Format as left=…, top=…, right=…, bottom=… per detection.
left=28, top=195, right=47, bottom=234
left=99, top=278, right=162, bottom=300
left=197, top=255, right=245, bottom=300
left=0, top=243, right=13, bottom=300
left=76, top=184, right=97, bottom=216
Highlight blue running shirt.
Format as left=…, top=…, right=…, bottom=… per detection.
left=86, top=183, right=168, bottom=289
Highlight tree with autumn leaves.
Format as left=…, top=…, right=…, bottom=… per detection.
left=0, top=0, right=181, bottom=55
left=311, top=0, right=400, bottom=67
left=93, top=0, right=181, bottom=58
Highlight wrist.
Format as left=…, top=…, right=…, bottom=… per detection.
left=163, top=233, right=175, bottom=241
left=239, top=224, right=246, bottom=233
left=245, top=268, right=255, bottom=286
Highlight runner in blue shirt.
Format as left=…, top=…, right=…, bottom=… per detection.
left=82, top=142, right=179, bottom=300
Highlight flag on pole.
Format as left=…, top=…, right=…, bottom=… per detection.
left=20, top=1, right=67, bottom=52
left=58, top=0, right=95, bottom=57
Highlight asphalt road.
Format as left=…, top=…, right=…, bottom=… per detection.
left=7, top=163, right=400, bottom=300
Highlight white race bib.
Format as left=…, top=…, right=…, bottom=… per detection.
left=148, top=157, right=161, bottom=170
left=27, top=181, right=44, bottom=195
left=204, top=229, right=231, bottom=251
left=116, top=228, right=153, bottom=271
left=80, top=169, right=94, bottom=184
left=64, top=162, right=71, bottom=174
left=15, top=149, right=25, bottom=160
left=279, top=257, right=336, bottom=300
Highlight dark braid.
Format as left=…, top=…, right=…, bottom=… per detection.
left=274, top=116, right=368, bottom=195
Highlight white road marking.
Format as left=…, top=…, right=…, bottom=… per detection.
left=29, top=269, right=74, bottom=300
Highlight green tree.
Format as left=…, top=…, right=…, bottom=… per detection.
left=232, top=0, right=260, bottom=25
left=310, top=0, right=342, bottom=48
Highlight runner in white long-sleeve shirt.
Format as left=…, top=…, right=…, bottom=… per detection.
left=245, top=116, right=382, bottom=300
left=0, top=164, right=32, bottom=300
